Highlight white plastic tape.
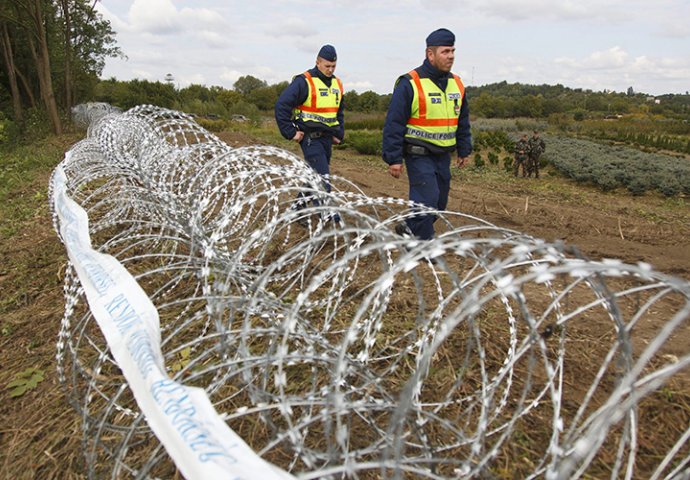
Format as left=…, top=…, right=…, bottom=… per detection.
left=52, top=158, right=294, bottom=480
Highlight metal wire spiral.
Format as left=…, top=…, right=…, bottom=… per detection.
left=51, top=104, right=690, bottom=479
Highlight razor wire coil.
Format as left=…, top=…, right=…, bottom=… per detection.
left=52, top=104, right=690, bottom=479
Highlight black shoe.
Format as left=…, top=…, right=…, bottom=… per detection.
left=395, top=222, right=413, bottom=238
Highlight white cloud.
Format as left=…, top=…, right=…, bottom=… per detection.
left=179, top=73, right=207, bottom=86
left=268, top=17, right=318, bottom=37
left=94, top=3, right=131, bottom=33
left=125, top=0, right=228, bottom=36
left=220, top=69, right=244, bottom=84
left=476, top=0, right=592, bottom=21
left=198, top=31, right=227, bottom=49
left=555, top=46, right=628, bottom=70
left=128, top=0, right=181, bottom=34
left=656, top=20, right=690, bottom=38
left=131, top=68, right=153, bottom=80
left=346, top=81, right=375, bottom=92
left=179, top=7, right=227, bottom=30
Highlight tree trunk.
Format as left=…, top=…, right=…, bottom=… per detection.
left=15, top=67, right=38, bottom=109
left=28, top=0, right=61, bottom=134
left=59, top=0, right=73, bottom=114
left=0, top=20, right=23, bottom=121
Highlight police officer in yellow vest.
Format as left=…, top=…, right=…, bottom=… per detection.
left=383, top=29, right=472, bottom=240
left=275, top=44, right=345, bottom=224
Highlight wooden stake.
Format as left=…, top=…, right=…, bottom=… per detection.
left=524, top=196, right=529, bottom=214
left=618, top=217, right=625, bottom=240
left=497, top=199, right=510, bottom=216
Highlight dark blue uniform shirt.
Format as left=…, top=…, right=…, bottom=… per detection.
left=382, top=59, right=472, bottom=165
left=274, top=67, right=345, bottom=141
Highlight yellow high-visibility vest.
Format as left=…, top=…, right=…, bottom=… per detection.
left=405, top=69, right=465, bottom=149
left=293, top=71, right=343, bottom=127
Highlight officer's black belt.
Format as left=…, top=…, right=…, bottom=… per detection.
left=405, top=144, right=432, bottom=156
left=307, top=131, right=324, bottom=139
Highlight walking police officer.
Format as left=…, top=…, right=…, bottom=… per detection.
left=275, top=44, right=345, bottom=223
left=382, top=28, right=472, bottom=241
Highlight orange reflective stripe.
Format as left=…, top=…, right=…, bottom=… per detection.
left=408, top=70, right=426, bottom=118
left=303, top=71, right=317, bottom=107
left=337, top=77, right=344, bottom=96
left=408, top=118, right=459, bottom=127
left=453, top=74, right=465, bottom=98
left=299, top=105, right=340, bottom=113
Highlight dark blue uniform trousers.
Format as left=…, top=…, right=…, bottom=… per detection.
left=296, top=136, right=340, bottom=221
left=404, top=152, right=451, bottom=240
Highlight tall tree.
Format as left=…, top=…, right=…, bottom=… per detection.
left=233, top=75, right=267, bottom=95
left=0, top=18, right=22, bottom=121
left=58, top=0, right=73, bottom=111
left=1, top=0, right=62, bottom=133
left=0, top=0, right=120, bottom=133
left=26, top=0, right=61, bottom=134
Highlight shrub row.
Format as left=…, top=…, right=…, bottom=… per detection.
left=548, top=136, right=690, bottom=197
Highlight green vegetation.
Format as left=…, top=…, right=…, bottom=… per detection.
left=344, top=129, right=383, bottom=156
left=6, top=367, right=45, bottom=397
left=0, top=135, right=79, bottom=237
left=547, top=136, right=690, bottom=197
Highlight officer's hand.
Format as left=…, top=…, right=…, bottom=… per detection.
left=389, top=163, right=403, bottom=178
left=332, top=136, right=341, bottom=145
left=456, top=156, right=469, bottom=169
left=292, top=131, right=304, bottom=143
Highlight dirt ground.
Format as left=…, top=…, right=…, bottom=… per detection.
left=1, top=130, right=688, bottom=478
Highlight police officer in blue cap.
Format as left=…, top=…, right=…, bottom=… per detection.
left=383, top=28, right=472, bottom=241
left=275, top=44, right=345, bottom=225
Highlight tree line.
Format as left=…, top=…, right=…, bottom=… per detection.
left=88, top=75, right=690, bottom=120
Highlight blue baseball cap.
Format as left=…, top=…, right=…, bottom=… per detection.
left=318, top=44, right=337, bottom=61
left=426, top=28, right=455, bottom=47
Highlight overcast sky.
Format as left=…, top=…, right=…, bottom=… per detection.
left=95, top=0, right=690, bottom=96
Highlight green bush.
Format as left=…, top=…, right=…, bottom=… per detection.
left=346, top=118, right=385, bottom=130
left=627, top=177, right=650, bottom=196
left=0, top=113, right=14, bottom=146
left=196, top=117, right=230, bottom=132
left=487, top=151, right=499, bottom=165
left=347, top=130, right=382, bottom=156
left=657, top=176, right=682, bottom=197
left=474, top=154, right=485, bottom=168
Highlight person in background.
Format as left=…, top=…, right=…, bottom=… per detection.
left=514, top=133, right=530, bottom=177
left=527, top=130, right=546, bottom=178
left=274, top=44, right=345, bottom=225
left=382, top=28, right=472, bottom=241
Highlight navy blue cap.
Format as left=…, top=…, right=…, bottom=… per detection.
left=426, top=28, right=455, bottom=47
left=318, top=44, right=337, bottom=61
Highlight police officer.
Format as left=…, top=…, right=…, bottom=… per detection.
left=274, top=44, right=345, bottom=223
left=527, top=130, right=546, bottom=178
left=382, top=28, right=472, bottom=241
left=514, top=133, right=530, bottom=177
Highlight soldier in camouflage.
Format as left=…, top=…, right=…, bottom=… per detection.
left=513, top=133, right=530, bottom=177
left=527, top=130, right=546, bottom=178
